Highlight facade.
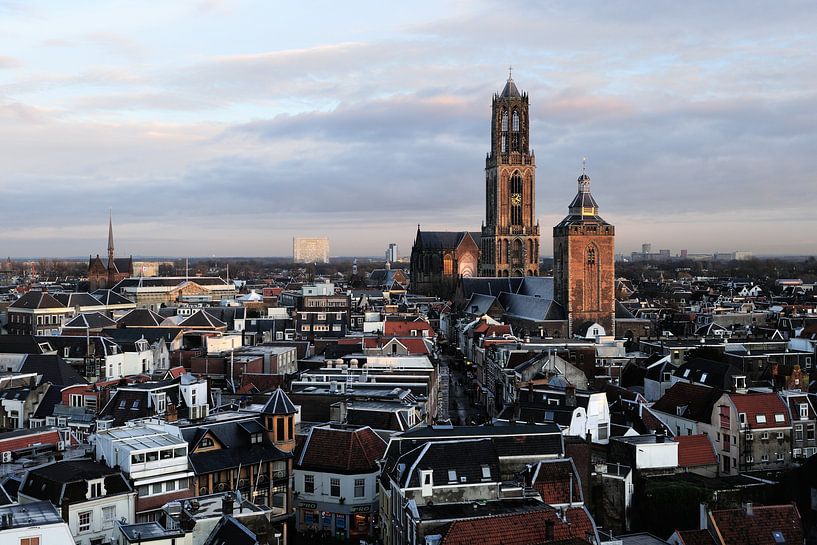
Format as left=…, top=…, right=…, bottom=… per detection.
left=112, top=277, right=237, bottom=310
left=94, top=423, right=193, bottom=522
left=553, top=172, right=616, bottom=336
left=410, top=230, right=480, bottom=297
left=292, top=283, right=351, bottom=340
left=7, top=292, right=74, bottom=336
left=293, top=424, right=387, bottom=540
left=293, top=237, right=330, bottom=264
left=88, top=215, right=133, bottom=291
left=480, top=73, right=540, bottom=277
left=18, top=460, right=136, bottom=545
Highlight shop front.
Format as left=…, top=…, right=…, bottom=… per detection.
left=296, top=499, right=376, bottom=539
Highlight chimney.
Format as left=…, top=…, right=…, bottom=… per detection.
left=565, top=385, right=577, bottom=408
left=544, top=519, right=554, bottom=541
left=222, top=493, right=234, bottom=516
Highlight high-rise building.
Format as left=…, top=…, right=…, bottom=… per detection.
left=385, top=243, right=398, bottom=262
left=553, top=172, right=616, bottom=336
left=479, top=72, right=540, bottom=277
left=293, top=237, right=329, bottom=264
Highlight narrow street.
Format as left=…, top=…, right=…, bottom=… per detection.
left=442, top=350, right=482, bottom=425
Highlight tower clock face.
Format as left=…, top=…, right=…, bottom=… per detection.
left=510, top=193, right=522, bottom=206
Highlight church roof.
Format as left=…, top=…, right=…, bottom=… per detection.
left=261, top=388, right=297, bottom=415
left=501, top=77, right=521, bottom=98
left=557, top=172, right=611, bottom=227
left=415, top=231, right=478, bottom=250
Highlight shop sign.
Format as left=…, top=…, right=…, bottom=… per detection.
left=351, top=505, right=372, bottom=514
left=299, top=501, right=317, bottom=509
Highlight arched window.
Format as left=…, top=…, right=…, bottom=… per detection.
left=587, top=247, right=596, bottom=266
left=510, top=172, right=523, bottom=226
left=512, top=110, right=520, bottom=131
left=443, top=254, right=453, bottom=276
left=501, top=110, right=509, bottom=131
left=500, top=110, right=509, bottom=153
left=511, top=110, right=520, bottom=150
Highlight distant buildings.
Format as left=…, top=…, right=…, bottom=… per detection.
left=628, top=243, right=753, bottom=262
left=385, top=243, right=399, bottom=262
left=88, top=214, right=133, bottom=291
left=293, top=237, right=329, bottom=264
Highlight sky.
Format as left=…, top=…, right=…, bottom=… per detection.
left=1, top=1, right=816, bottom=258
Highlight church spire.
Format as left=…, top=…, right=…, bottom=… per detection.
left=107, top=210, right=115, bottom=267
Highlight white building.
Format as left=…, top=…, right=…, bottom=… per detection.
left=293, top=237, right=330, bottom=264
left=0, top=501, right=75, bottom=545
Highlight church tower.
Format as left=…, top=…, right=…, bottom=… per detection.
left=553, top=170, right=615, bottom=336
left=480, top=70, right=540, bottom=277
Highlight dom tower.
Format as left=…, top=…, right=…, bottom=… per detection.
left=480, top=71, right=540, bottom=277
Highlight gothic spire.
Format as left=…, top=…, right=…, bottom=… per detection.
left=107, top=210, right=115, bottom=265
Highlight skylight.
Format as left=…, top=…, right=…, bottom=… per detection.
left=481, top=465, right=491, bottom=479
left=775, top=414, right=785, bottom=422
left=447, top=470, right=457, bottom=483
left=772, top=530, right=786, bottom=544
left=756, top=415, right=767, bottom=424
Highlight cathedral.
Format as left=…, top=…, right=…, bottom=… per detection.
left=88, top=214, right=133, bottom=291
left=411, top=72, right=618, bottom=335
left=479, top=72, right=540, bottom=277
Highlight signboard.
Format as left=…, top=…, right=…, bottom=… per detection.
left=299, top=501, right=317, bottom=509
left=351, top=505, right=372, bottom=514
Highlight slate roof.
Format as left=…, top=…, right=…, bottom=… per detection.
left=651, top=382, right=723, bottom=423
left=53, top=292, right=103, bottom=308
left=20, top=354, right=87, bottom=386
left=463, top=293, right=500, bottom=315
left=20, top=460, right=131, bottom=506
left=116, top=308, right=166, bottom=327
left=179, top=310, right=227, bottom=329
left=500, top=77, right=521, bottom=98
left=710, top=504, right=802, bottom=545
left=440, top=506, right=596, bottom=545
left=0, top=335, right=48, bottom=355
left=460, top=276, right=554, bottom=300
left=498, top=291, right=564, bottom=322
left=260, top=388, right=297, bottom=415
left=415, top=231, right=473, bottom=250
left=394, top=438, right=500, bottom=488
left=674, top=357, right=743, bottom=389
left=298, top=425, right=386, bottom=474
left=32, top=385, right=63, bottom=419
left=202, top=516, right=258, bottom=545
left=9, top=291, right=66, bottom=310
left=182, top=419, right=291, bottom=473
left=675, top=435, right=717, bottom=468
left=91, top=289, right=134, bottom=306
left=63, top=312, right=116, bottom=329
left=103, top=327, right=184, bottom=345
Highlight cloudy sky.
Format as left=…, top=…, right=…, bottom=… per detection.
left=1, top=1, right=815, bottom=258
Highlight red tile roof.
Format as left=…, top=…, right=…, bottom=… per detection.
left=389, top=337, right=431, bottom=355
left=298, top=426, right=387, bottom=474
left=729, top=393, right=790, bottom=429
left=441, top=507, right=596, bottom=545
left=675, top=435, right=717, bottom=468
left=383, top=320, right=436, bottom=338
left=532, top=459, right=583, bottom=505
left=675, top=529, right=717, bottom=545
left=710, top=503, right=802, bottom=545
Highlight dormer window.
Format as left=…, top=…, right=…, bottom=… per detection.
left=700, top=372, right=708, bottom=383
left=250, top=432, right=263, bottom=444
left=88, top=479, right=104, bottom=499
left=683, top=369, right=691, bottom=378
left=800, top=404, right=809, bottom=419
left=200, top=437, right=214, bottom=448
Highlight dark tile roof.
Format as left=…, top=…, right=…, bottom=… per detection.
left=674, top=357, right=743, bottom=389
left=20, top=460, right=131, bottom=506
left=103, top=327, right=184, bottom=345
left=394, top=438, right=500, bottom=488
left=260, top=388, right=297, bottom=415
left=179, top=310, right=227, bottom=329
left=202, top=516, right=257, bottom=545
left=20, top=354, right=87, bottom=386
left=298, top=425, right=386, bottom=474
left=116, top=308, right=166, bottom=327
left=33, top=385, right=63, bottom=419
left=0, top=335, right=47, bottom=355
left=187, top=438, right=289, bottom=474
left=9, top=291, right=66, bottom=310
left=91, top=289, right=134, bottom=306
left=98, top=390, right=150, bottom=426
left=651, top=382, right=724, bottom=423
left=63, top=312, right=116, bottom=329
left=415, top=231, right=475, bottom=250
left=53, top=292, right=103, bottom=308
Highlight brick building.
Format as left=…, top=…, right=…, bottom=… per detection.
left=88, top=214, right=133, bottom=291
left=553, top=171, right=616, bottom=336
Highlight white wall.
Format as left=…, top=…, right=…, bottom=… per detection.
left=294, top=469, right=379, bottom=506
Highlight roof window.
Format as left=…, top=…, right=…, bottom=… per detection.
left=756, top=415, right=767, bottom=424
left=447, top=470, right=457, bottom=483
left=775, top=414, right=785, bottom=422
left=481, top=465, right=491, bottom=480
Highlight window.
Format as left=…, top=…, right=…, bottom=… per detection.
left=304, top=474, right=315, bottom=494
left=166, top=480, right=176, bottom=492
left=775, top=413, right=786, bottom=423
left=700, top=372, right=708, bottom=383
left=739, top=413, right=747, bottom=426
left=777, top=432, right=785, bottom=440
left=796, top=425, right=804, bottom=441
left=70, top=394, right=84, bottom=408
left=777, top=452, right=785, bottom=461
left=597, top=423, right=609, bottom=441
left=587, top=247, right=596, bottom=266
left=276, top=418, right=285, bottom=442
left=78, top=511, right=91, bottom=533
left=354, top=478, right=365, bottom=498
left=809, top=424, right=815, bottom=440
left=761, top=431, right=769, bottom=440
left=102, top=505, right=116, bottom=525
left=745, top=455, right=754, bottom=463
left=200, top=437, right=214, bottom=448
left=448, top=470, right=457, bottom=483
left=761, top=454, right=769, bottom=462
left=20, top=538, right=41, bottom=545
left=756, top=414, right=767, bottom=424
left=330, top=478, right=340, bottom=497
left=89, top=481, right=102, bottom=498
left=801, top=404, right=809, bottom=419
left=152, top=483, right=162, bottom=495
left=481, top=465, right=491, bottom=480
left=154, top=392, right=166, bottom=414
left=250, top=432, right=262, bottom=444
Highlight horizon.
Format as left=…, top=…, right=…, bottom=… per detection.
left=2, top=2, right=816, bottom=257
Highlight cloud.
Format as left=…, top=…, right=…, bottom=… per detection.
left=0, top=55, right=20, bottom=69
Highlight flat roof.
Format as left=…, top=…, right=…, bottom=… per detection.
left=0, top=500, right=64, bottom=528
left=119, top=522, right=185, bottom=542
left=102, top=426, right=186, bottom=451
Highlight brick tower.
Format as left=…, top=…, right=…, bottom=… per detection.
left=480, top=70, right=540, bottom=277
left=553, top=171, right=615, bottom=336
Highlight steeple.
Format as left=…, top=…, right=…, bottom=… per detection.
left=107, top=210, right=115, bottom=267
left=568, top=172, right=600, bottom=218
left=500, top=65, right=521, bottom=98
